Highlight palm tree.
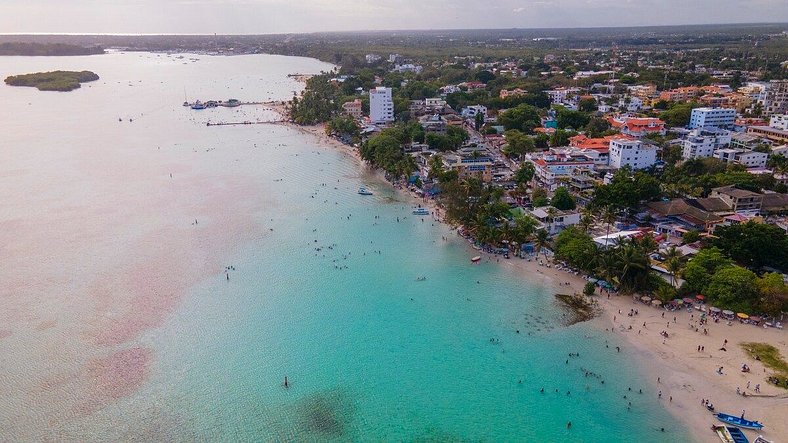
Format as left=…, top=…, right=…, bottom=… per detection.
left=534, top=229, right=551, bottom=260
left=662, top=246, right=684, bottom=288
left=602, top=206, right=618, bottom=248
left=614, top=241, right=651, bottom=293
left=579, top=208, right=594, bottom=234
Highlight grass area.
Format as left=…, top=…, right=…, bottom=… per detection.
left=4, top=70, right=99, bottom=91
left=741, top=342, right=788, bottom=390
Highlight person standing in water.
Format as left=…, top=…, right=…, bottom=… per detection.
left=284, top=376, right=289, bottom=388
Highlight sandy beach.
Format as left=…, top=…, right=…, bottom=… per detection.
left=291, top=118, right=788, bottom=443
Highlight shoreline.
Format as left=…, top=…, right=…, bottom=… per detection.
left=280, top=116, right=788, bottom=443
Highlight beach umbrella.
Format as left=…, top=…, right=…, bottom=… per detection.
left=640, top=296, right=652, bottom=302
left=709, top=307, right=721, bottom=313
left=750, top=316, right=761, bottom=322
left=696, top=294, right=705, bottom=301
left=737, top=313, right=749, bottom=320
left=722, top=310, right=734, bottom=316
left=682, top=297, right=695, bottom=304
left=674, top=298, right=684, bottom=305
left=651, top=300, right=662, bottom=306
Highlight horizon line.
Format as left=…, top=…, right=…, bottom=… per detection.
left=1, top=21, right=787, bottom=37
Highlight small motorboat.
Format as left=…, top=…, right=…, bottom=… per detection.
left=471, top=256, right=481, bottom=263
left=712, top=425, right=749, bottom=443
left=358, top=187, right=373, bottom=195
left=716, top=413, right=764, bottom=430
left=753, top=436, right=774, bottom=443
left=412, top=207, right=429, bottom=216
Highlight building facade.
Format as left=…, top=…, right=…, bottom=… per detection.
left=681, top=128, right=731, bottom=160
left=369, top=87, right=394, bottom=124
left=609, top=138, right=657, bottom=170
left=688, top=107, right=736, bottom=129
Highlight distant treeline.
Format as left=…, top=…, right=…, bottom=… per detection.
left=5, top=70, right=100, bottom=91
left=0, top=42, right=104, bottom=56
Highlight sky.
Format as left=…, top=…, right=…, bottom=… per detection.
left=1, top=0, right=787, bottom=34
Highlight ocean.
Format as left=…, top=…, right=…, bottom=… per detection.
left=0, top=51, right=691, bottom=441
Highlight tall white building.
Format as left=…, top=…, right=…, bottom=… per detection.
left=688, top=107, right=736, bottom=129
left=681, top=128, right=732, bottom=160
left=769, top=114, right=788, bottom=131
left=764, top=80, right=788, bottom=116
left=609, top=138, right=657, bottom=170
left=369, top=87, right=394, bottom=124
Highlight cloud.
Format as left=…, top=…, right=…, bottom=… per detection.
left=513, top=7, right=525, bottom=12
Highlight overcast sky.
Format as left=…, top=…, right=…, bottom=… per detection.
left=1, top=0, right=787, bottom=34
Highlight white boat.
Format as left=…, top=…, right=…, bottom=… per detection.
left=412, top=207, right=429, bottom=216
left=358, top=187, right=373, bottom=195
left=471, top=256, right=481, bottom=263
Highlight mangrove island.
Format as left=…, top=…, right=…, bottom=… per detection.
left=4, top=70, right=100, bottom=92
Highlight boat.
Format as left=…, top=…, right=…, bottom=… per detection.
left=712, top=425, right=749, bottom=443
left=753, top=436, right=773, bottom=443
left=191, top=100, right=206, bottom=110
left=412, top=207, right=430, bottom=216
left=471, top=256, right=481, bottom=263
left=358, top=187, right=373, bottom=195
left=716, top=413, right=764, bottom=430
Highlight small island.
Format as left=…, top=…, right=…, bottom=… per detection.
left=4, top=70, right=100, bottom=92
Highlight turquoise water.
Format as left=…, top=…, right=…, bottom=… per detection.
left=0, top=52, right=690, bottom=441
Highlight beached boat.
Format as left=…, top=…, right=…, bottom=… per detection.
left=712, top=425, right=749, bottom=443
left=191, top=100, right=206, bottom=110
left=471, top=256, right=481, bottom=263
left=358, top=187, right=373, bottom=195
left=753, top=436, right=773, bottom=443
left=412, top=207, right=429, bottom=216
left=716, top=413, right=764, bottom=430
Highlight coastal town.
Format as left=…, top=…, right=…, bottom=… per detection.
left=285, top=39, right=788, bottom=442
left=1, top=22, right=787, bottom=443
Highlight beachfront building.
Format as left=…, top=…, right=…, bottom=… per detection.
left=370, top=86, right=395, bottom=124
left=609, top=138, right=657, bottom=170
left=530, top=153, right=596, bottom=191
left=528, top=206, right=581, bottom=235
left=688, top=107, right=736, bottom=129
left=443, top=154, right=494, bottom=182
left=341, top=99, right=363, bottom=119
left=681, top=127, right=732, bottom=160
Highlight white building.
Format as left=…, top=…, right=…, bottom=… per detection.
left=688, top=107, right=736, bottom=129
left=529, top=207, right=581, bottom=235
left=425, top=98, right=447, bottom=111
left=546, top=87, right=581, bottom=104
left=393, top=64, right=423, bottom=74
left=682, top=128, right=732, bottom=160
left=369, top=87, right=394, bottom=124
left=713, top=148, right=768, bottom=168
left=769, top=114, right=788, bottom=131
left=609, top=138, right=657, bottom=170
left=461, top=105, right=487, bottom=119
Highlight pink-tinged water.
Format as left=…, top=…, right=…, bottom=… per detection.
left=0, top=52, right=334, bottom=440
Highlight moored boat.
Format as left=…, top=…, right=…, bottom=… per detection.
left=191, top=100, right=206, bottom=110
left=471, top=256, right=481, bottom=263
left=753, top=436, right=773, bottom=443
left=412, top=207, right=429, bottom=216
left=716, top=413, right=764, bottom=430
left=712, top=425, right=749, bottom=443
left=358, top=186, right=373, bottom=195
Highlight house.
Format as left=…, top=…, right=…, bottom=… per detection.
left=369, top=87, right=394, bottom=124
left=769, top=114, right=788, bottom=131
left=646, top=200, right=724, bottom=233
left=529, top=207, right=581, bottom=235
left=546, top=87, right=582, bottom=104
left=393, top=64, right=423, bottom=74
left=709, top=186, right=763, bottom=214
left=341, top=99, right=363, bottom=119
left=500, top=88, right=527, bottom=99
left=461, top=105, right=488, bottom=119
left=688, top=107, right=736, bottom=129
left=659, top=87, right=700, bottom=102
left=607, top=116, right=666, bottom=137
left=425, top=98, right=447, bottom=111
left=609, top=138, right=658, bottom=170
left=419, top=114, right=447, bottom=133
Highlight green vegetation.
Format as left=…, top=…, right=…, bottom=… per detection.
left=551, top=187, right=576, bottom=211
left=358, top=126, right=419, bottom=180
left=741, top=343, right=788, bottom=389
left=591, top=168, right=662, bottom=211
left=289, top=73, right=339, bottom=124
left=711, top=222, right=788, bottom=272
left=5, top=70, right=99, bottom=91
left=0, top=42, right=104, bottom=56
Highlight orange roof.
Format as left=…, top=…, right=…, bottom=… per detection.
left=570, top=134, right=633, bottom=150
